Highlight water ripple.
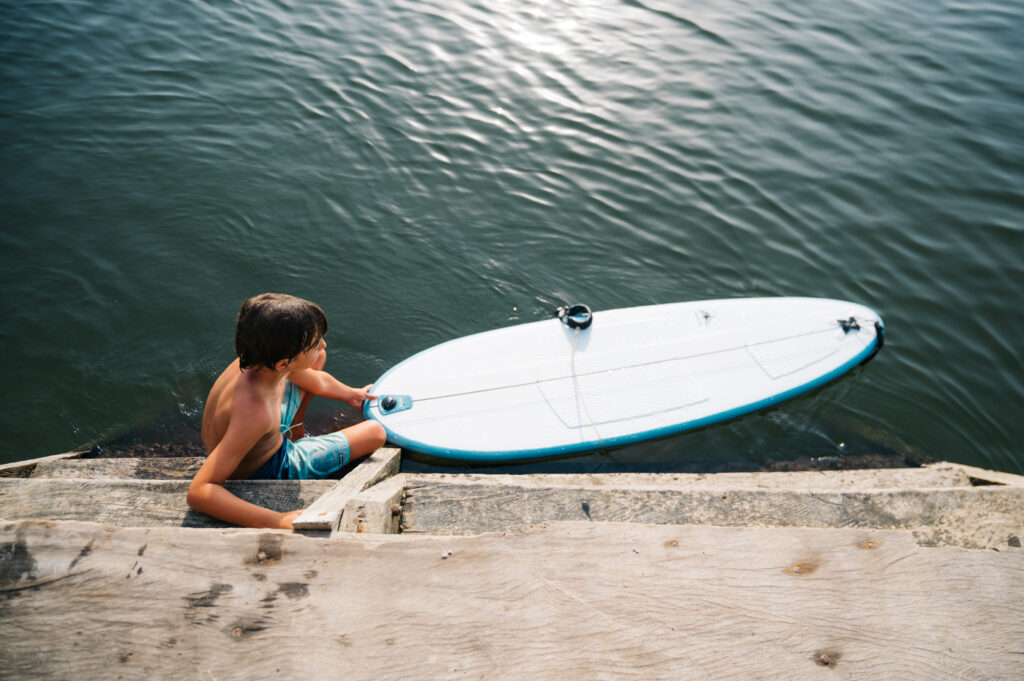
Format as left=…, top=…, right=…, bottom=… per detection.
left=1, top=0, right=1021, bottom=471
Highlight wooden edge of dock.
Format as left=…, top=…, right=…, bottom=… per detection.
left=925, top=461, right=1024, bottom=487
left=1, top=451, right=1022, bottom=679
left=1, top=517, right=1022, bottom=680
left=0, top=449, right=89, bottom=478
left=1, top=450, right=1022, bottom=549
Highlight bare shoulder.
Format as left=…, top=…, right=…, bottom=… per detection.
left=202, top=360, right=270, bottom=451
left=231, top=389, right=276, bottom=430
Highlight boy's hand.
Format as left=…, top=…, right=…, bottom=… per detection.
left=290, top=369, right=377, bottom=409
left=277, top=510, right=303, bottom=530
left=344, top=384, right=378, bottom=408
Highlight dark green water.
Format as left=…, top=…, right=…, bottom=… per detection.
left=2, top=0, right=1022, bottom=472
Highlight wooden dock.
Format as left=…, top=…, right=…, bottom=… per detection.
left=2, top=449, right=1023, bottom=680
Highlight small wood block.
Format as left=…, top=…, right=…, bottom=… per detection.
left=292, top=447, right=401, bottom=531
left=338, top=474, right=407, bottom=534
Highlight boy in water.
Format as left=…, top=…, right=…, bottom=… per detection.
left=188, top=293, right=387, bottom=529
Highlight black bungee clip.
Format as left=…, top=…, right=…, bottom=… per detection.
left=557, top=303, right=593, bottom=330
left=838, top=317, right=861, bottom=334
left=837, top=315, right=885, bottom=365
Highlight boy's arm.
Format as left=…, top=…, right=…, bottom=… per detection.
left=187, top=407, right=300, bottom=530
left=289, top=368, right=376, bottom=407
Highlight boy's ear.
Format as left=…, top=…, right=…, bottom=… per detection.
left=273, top=358, right=290, bottom=373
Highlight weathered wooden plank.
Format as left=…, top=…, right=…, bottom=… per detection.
left=928, top=462, right=1024, bottom=487
left=1, top=519, right=1022, bottom=681
left=400, top=477, right=1024, bottom=549
left=22, top=458, right=973, bottom=489
left=30, top=457, right=205, bottom=479
left=0, top=450, right=88, bottom=478
left=338, top=474, right=406, bottom=534
left=403, top=465, right=971, bottom=491
left=293, top=447, right=401, bottom=531
left=0, top=479, right=336, bottom=528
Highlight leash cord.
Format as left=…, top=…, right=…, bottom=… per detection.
left=570, top=326, right=608, bottom=455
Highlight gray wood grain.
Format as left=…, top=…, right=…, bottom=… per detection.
left=927, top=462, right=1024, bottom=486
left=400, top=475, right=1024, bottom=549
left=0, top=450, right=87, bottom=478
left=293, top=447, right=401, bottom=531
left=31, top=457, right=205, bottom=479
left=397, top=465, right=972, bottom=491
left=0, top=478, right=336, bottom=528
left=1, top=519, right=1021, bottom=680
left=338, top=474, right=406, bottom=534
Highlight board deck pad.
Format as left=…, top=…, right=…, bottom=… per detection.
left=364, top=298, right=884, bottom=461
left=742, top=309, right=843, bottom=378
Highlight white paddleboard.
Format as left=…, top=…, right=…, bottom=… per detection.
left=363, top=297, right=884, bottom=461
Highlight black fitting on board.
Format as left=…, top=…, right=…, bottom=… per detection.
left=860, top=321, right=885, bottom=365
left=557, top=304, right=593, bottom=330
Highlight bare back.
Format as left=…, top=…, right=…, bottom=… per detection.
left=201, top=359, right=286, bottom=479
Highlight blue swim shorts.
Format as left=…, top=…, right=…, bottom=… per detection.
left=251, top=381, right=350, bottom=480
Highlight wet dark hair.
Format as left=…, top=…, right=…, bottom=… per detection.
left=235, top=293, right=328, bottom=370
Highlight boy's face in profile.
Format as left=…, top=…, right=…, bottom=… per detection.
left=283, top=335, right=326, bottom=373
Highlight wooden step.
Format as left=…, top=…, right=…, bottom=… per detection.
left=0, top=478, right=336, bottom=528
left=398, top=474, right=1024, bottom=549
left=398, top=465, right=973, bottom=492
left=0, top=450, right=88, bottom=478
left=292, top=447, right=402, bottom=531
left=23, top=458, right=973, bottom=487
left=1, top=519, right=1021, bottom=681
left=30, top=457, right=205, bottom=479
